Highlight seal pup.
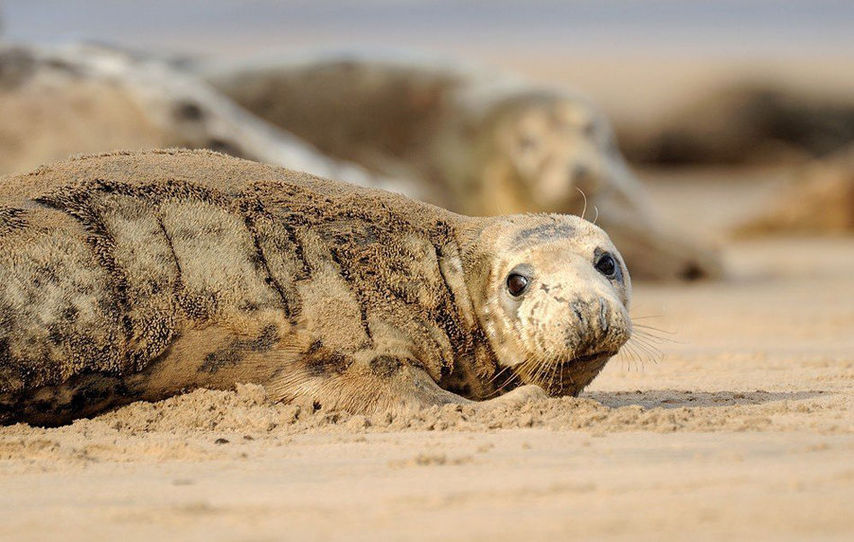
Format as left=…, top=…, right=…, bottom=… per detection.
left=206, top=54, right=722, bottom=281
left=0, top=150, right=631, bottom=425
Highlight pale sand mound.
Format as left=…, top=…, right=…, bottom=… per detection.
left=0, top=235, right=852, bottom=541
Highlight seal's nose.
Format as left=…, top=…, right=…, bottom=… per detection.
left=566, top=296, right=626, bottom=355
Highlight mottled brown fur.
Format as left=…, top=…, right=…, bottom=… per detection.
left=0, top=150, right=631, bottom=425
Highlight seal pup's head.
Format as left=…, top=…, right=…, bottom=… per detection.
left=459, top=214, right=632, bottom=396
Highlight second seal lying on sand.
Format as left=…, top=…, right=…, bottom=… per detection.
left=0, top=150, right=631, bottom=425
left=207, top=55, right=722, bottom=281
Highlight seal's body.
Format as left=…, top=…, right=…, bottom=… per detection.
left=0, top=150, right=631, bottom=425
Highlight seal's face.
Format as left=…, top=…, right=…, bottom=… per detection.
left=465, top=214, right=632, bottom=396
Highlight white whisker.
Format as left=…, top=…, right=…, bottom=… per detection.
left=576, top=187, right=588, bottom=220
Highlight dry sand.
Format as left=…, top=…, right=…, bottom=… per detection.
left=0, top=176, right=852, bottom=541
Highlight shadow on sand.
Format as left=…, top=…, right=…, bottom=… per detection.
left=583, top=389, right=827, bottom=409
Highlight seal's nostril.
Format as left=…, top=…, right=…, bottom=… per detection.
left=599, top=298, right=609, bottom=333
left=571, top=301, right=585, bottom=325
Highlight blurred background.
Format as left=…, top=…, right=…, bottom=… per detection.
left=1, top=0, right=853, bottom=270
left=5, top=1, right=853, bottom=131
left=5, top=0, right=852, bottom=128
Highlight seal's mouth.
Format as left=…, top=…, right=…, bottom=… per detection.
left=532, top=350, right=616, bottom=397
left=562, top=350, right=617, bottom=367
left=497, top=351, right=620, bottom=399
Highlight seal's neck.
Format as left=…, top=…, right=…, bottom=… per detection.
left=430, top=219, right=502, bottom=398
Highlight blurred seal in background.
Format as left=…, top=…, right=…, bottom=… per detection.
left=206, top=54, right=723, bottom=281
left=0, top=43, right=414, bottom=194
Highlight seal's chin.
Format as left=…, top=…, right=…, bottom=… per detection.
left=534, top=350, right=616, bottom=397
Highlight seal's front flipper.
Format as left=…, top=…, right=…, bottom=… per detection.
left=475, top=384, right=548, bottom=410
left=264, top=354, right=469, bottom=415
left=265, top=350, right=549, bottom=416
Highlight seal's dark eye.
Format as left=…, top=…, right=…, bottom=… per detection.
left=506, top=273, right=530, bottom=297
left=595, top=252, right=617, bottom=278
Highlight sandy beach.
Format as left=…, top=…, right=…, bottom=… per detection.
left=0, top=177, right=851, bottom=541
